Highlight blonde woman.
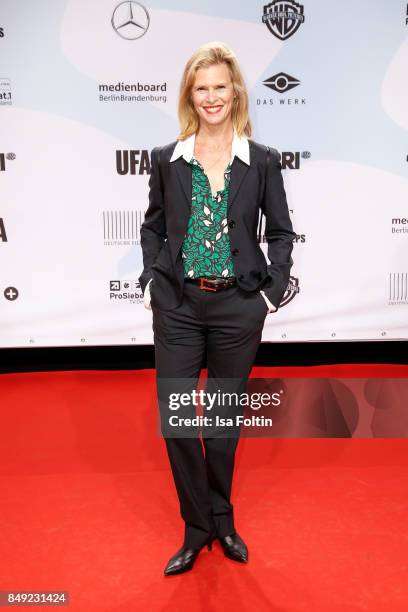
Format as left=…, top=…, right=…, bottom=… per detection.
left=139, top=41, right=295, bottom=575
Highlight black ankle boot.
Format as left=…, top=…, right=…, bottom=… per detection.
left=164, top=533, right=215, bottom=576
left=218, top=532, right=248, bottom=563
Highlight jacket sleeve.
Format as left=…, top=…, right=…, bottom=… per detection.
left=260, top=147, right=296, bottom=309
left=138, top=146, right=167, bottom=294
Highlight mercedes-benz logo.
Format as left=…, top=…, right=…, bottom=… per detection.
left=111, top=1, right=150, bottom=40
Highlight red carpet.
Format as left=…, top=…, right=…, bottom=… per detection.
left=1, top=365, right=408, bottom=611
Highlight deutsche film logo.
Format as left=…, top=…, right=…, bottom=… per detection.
left=103, top=210, right=144, bottom=245
left=262, top=1, right=305, bottom=40
left=388, top=272, right=408, bottom=305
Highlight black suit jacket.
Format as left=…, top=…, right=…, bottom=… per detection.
left=139, top=138, right=296, bottom=312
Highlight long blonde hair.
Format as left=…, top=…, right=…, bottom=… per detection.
left=177, top=41, right=252, bottom=140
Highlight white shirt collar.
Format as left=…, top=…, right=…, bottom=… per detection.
left=170, top=129, right=250, bottom=166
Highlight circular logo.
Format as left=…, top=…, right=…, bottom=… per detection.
left=4, top=286, right=19, bottom=301
left=111, top=1, right=150, bottom=40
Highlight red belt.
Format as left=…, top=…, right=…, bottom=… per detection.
left=185, top=277, right=237, bottom=292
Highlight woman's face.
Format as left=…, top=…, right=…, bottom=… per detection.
left=191, top=62, right=235, bottom=129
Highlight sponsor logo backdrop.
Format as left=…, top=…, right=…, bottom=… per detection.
left=1, top=0, right=407, bottom=347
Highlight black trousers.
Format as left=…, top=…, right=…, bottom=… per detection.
left=152, top=280, right=268, bottom=549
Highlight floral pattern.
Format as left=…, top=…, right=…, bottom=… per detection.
left=181, top=157, right=236, bottom=279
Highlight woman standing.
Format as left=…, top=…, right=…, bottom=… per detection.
left=139, top=41, right=295, bottom=575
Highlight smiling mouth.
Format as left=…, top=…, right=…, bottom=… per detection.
left=203, top=105, right=223, bottom=113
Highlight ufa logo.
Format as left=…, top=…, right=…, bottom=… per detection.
left=262, top=1, right=305, bottom=40
left=116, top=150, right=151, bottom=174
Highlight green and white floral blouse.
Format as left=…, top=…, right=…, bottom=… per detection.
left=181, top=157, right=236, bottom=279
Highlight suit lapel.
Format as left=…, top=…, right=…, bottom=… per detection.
left=174, top=158, right=192, bottom=213
left=170, top=158, right=192, bottom=262
left=227, top=157, right=250, bottom=213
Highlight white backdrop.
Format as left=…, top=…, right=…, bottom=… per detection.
left=1, top=0, right=407, bottom=347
